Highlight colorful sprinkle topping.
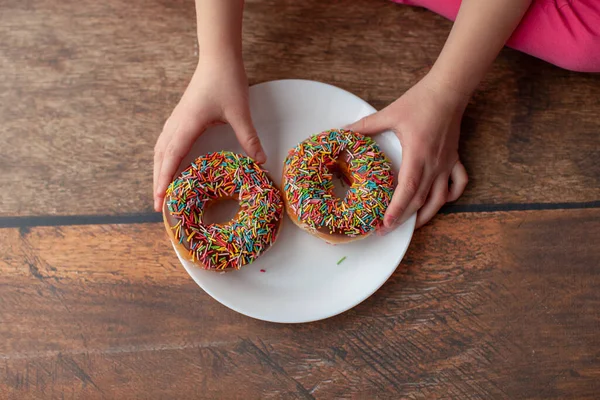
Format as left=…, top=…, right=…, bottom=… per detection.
left=337, top=256, right=347, bottom=265
left=283, top=129, right=394, bottom=237
left=165, top=151, right=283, bottom=270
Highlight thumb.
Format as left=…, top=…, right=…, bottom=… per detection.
left=345, top=108, right=393, bottom=136
left=228, top=107, right=266, bottom=164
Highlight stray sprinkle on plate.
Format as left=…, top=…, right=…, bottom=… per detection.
left=260, top=269, right=266, bottom=273
left=337, top=256, right=347, bottom=265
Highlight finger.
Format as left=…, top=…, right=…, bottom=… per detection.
left=227, top=107, right=266, bottom=164
left=153, top=118, right=174, bottom=208
left=392, top=170, right=435, bottom=228
left=155, top=123, right=206, bottom=211
left=447, top=160, right=468, bottom=202
left=383, top=152, right=424, bottom=227
left=153, top=148, right=165, bottom=211
left=154, top=146, right=164, bottom=209
left=416, top=175, right=449, bottom=229
left=345, top=108, right=393, bottom=136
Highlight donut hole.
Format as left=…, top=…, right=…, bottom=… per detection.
left=327, top=159, right=353, bottom=200
left=203, top=198, right=241, bottom=225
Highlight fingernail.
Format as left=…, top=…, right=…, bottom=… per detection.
left=255, top=149, right=266, bottom=164
left=385, top=216, right=399, bottom=228
left=154, top=199, right=160, bottom=212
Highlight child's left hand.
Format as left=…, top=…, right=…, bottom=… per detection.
left=347, top=74, right=469, bottom=229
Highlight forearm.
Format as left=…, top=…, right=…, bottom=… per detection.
left=195, top=0, right=245, bottom=62
left=429, top=0, right=532, bottom=97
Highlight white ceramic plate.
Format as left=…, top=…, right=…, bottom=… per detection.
left=174, top=79, right=415, bottom=323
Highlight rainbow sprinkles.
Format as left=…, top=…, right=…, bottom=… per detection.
left=164, top=151, right=283, bottom=271
left=283, top=129, right=394, bottom=238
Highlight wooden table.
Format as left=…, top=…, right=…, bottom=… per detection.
left=2, top=0, right=599, bottom=398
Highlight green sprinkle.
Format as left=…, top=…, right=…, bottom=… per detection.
left=337, top=256, right=347, bottom=265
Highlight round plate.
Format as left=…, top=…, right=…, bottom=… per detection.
left=173, top=79, right=415, bottom=323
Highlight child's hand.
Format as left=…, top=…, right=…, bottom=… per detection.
left=348, top=74, right=469, bottom=229
left=153, top=58, right=265, bottom=211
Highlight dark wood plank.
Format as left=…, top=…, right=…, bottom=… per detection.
left=1, top=209, right=599, bottom=398
left=1, top=0, right=599, bottom=217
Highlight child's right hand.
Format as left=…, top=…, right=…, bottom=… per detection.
left=153, top=57, right=265, bottom=211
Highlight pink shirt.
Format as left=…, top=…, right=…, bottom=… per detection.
left=394, top=0, right=600, bottom=72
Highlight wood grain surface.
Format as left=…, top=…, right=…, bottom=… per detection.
left=1, top=0, right=599, bottom=217
left=1, top=209, right=599, bottom=399
left=2, top=0, right=599, bottom=398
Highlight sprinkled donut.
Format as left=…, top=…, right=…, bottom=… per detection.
left=163, top=151, right=284, bottom=271
left=283, top=129, right=394, bottom=244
